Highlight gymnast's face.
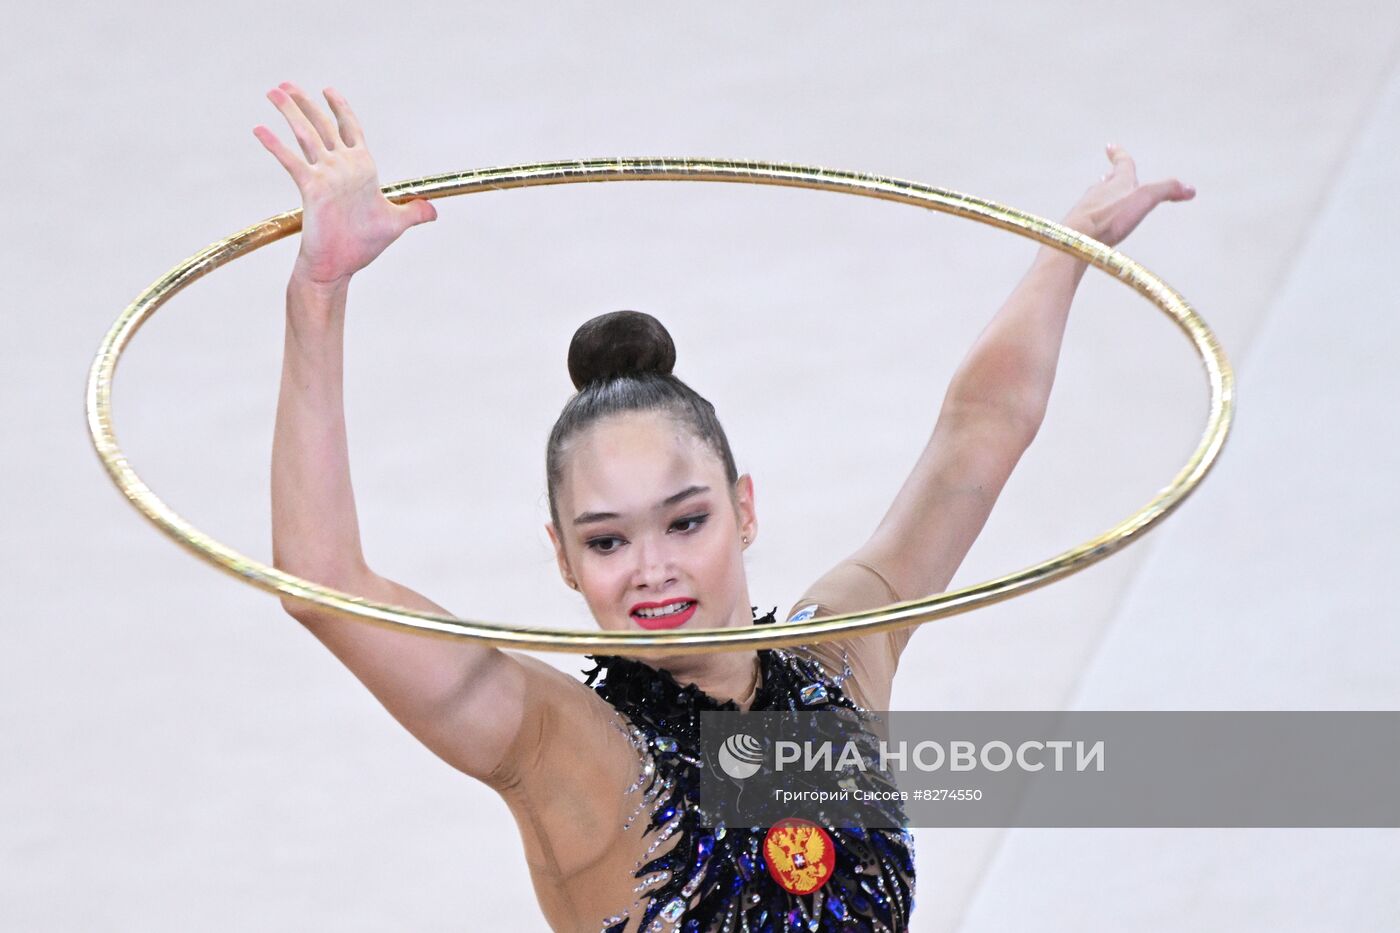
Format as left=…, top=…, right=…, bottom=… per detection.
left=546, top=410, right=757, bottom=641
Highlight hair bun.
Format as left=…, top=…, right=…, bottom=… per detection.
left=567, top=309, right=677, bottom=390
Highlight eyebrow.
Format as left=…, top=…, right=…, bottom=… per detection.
left=573, top=485, right=711, bottom=526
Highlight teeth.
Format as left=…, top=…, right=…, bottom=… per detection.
left=635, top=601, right=694, bottom=619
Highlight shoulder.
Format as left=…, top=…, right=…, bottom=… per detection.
left=784, top=558, right=911, bottom=711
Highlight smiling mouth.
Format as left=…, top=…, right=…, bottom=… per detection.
left=631, top=601, right=698, bottom=629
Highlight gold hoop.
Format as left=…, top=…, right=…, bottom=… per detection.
left=86, top=157, right=1233, bottom=657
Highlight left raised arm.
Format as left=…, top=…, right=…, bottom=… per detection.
left=938, top=143, right=1197, bottom=436
left=843, top=145, right=1196, bottom=657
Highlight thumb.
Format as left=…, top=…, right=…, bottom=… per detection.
left=401, top=198, right=438, bottom=227
left=1147, top=178, right=1195, bottom=203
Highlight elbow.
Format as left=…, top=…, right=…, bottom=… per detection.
left=276, top=582, right=322, bottom=622
left=271, top=556, right=374, bottom=621
left=942, top=395, right=1043, bottom=448
left=1015, top=403, right=1045, bottom=445
left=987, top=393, right=1044, bottom=447
left=279, top=594, right=316, bottom=621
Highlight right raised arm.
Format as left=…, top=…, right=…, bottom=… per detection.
left=261, top=81, right=516, bottom=782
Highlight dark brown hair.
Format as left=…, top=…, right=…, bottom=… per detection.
left=546, top=310, right=739, bottom=530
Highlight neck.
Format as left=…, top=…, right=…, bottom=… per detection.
left=630, top=599, right=766, bottom=706
left=650, top=650, right=761, bottom=708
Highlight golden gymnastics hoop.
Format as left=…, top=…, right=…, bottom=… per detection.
left=86, top=157, right=1233, bottom=657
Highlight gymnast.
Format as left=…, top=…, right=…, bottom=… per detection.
left=257, top=80, right=1194, bottom=932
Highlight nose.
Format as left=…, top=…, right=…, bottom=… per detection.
left=631, top=531, right=679, bottom=591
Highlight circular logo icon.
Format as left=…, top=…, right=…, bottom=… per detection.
left=763, top=817, right=835, bottom=895
left=717, top=732, right=765, bottom=779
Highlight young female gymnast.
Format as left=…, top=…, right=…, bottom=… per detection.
left=258, top=80, right=1194, bottom=932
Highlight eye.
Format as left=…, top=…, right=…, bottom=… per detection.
left=584, top=514, right=708, bottom=556
left=585, top=535, right=623, bottom=554
left=671, top=513, right=709, bottom=534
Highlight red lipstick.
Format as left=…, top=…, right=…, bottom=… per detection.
left=630, top=598, right=698, bottom=630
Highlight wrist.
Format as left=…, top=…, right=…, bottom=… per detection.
left=287, top=268, right=351, bottom=325
left=289, top=261, right=352, bottom=301
left=291, top=255, right=353, bottom=292
left=1060, top=207, right=1100, bottom=238
left=1033, top=241, right=1090, bottom=282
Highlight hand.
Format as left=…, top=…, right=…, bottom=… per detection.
left=253, top=82, right=437, bottom=287
left=1062, top=144, right=1195, bottom=248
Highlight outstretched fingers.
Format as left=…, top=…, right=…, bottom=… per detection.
left=252, top=123, right=310, bottom=186
left=266, top=85, right=328, bottom=164
left=278, top=81, right=343, bottom=152
left=322, top=87, right=365, bottom=147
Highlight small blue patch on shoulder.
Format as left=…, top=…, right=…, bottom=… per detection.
left=788, top=604, right=819, bottom=623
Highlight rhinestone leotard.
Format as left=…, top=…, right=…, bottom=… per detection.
left=581, top=607, right=917, bottom=933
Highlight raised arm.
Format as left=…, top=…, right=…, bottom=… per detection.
left=261, top=81, right=521, bottom=782
left=798, top=146, right=1195, bottom=674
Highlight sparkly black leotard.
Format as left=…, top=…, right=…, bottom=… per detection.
left=582, top=607, right=917, bottom=933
